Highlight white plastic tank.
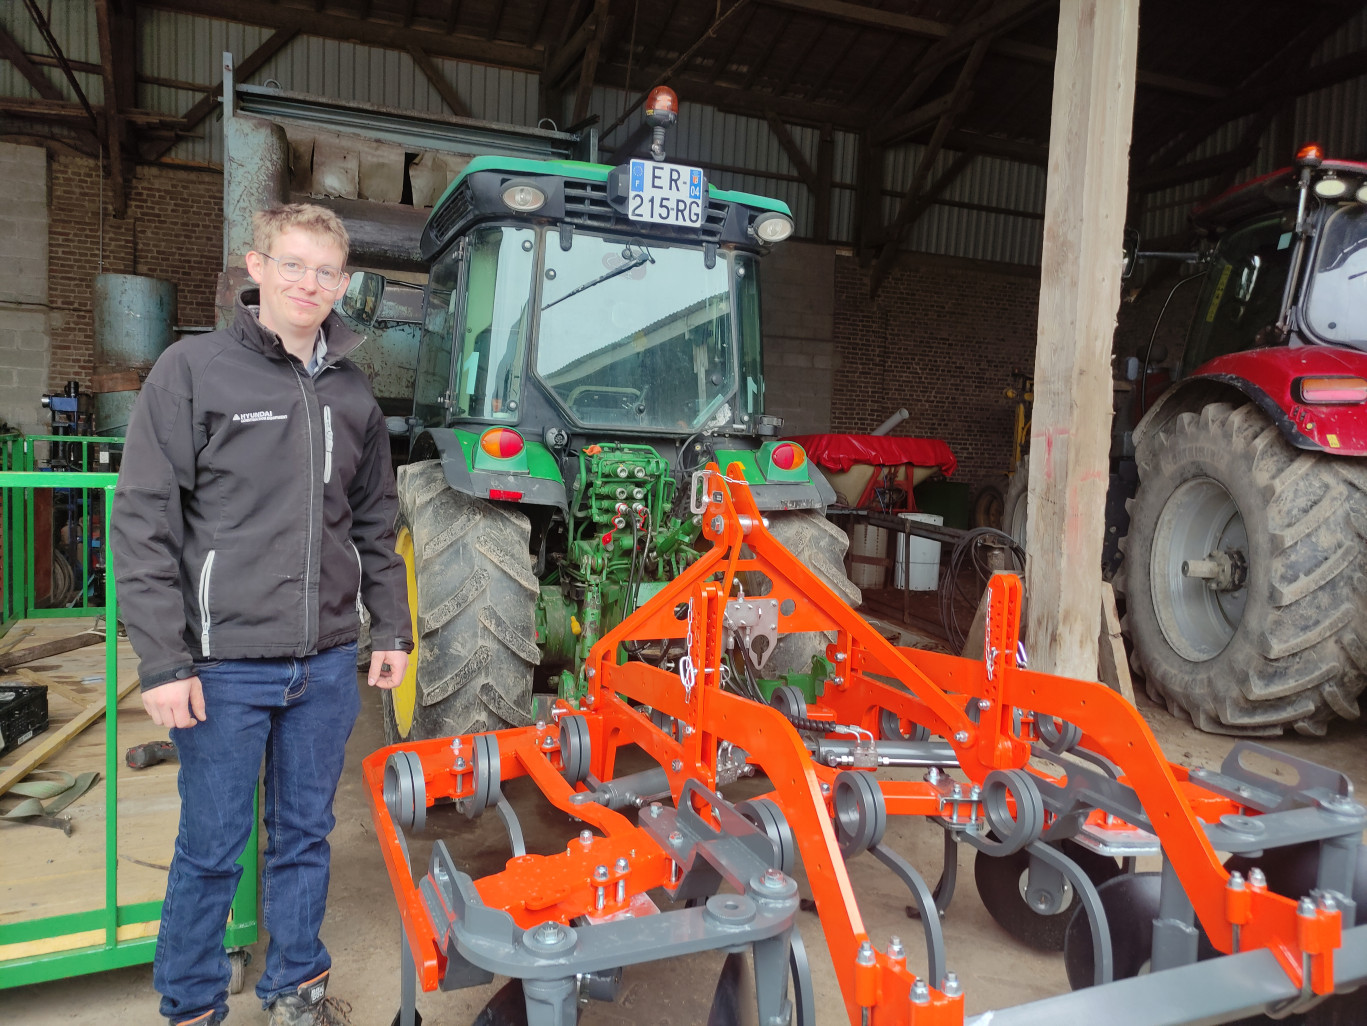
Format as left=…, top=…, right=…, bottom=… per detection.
left=895, top=513, right=943, bottom=590
left=846, top=523, right=889, bottom=590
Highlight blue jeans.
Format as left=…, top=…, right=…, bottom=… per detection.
left=154, top=642, right=360, bottom=1023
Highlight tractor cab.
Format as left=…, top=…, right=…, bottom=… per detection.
left=1180, top=146, right=1367, bottom=376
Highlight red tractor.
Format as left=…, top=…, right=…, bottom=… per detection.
left=1120, top=145, right=1367, bottom=736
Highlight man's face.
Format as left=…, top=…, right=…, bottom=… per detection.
left=245, top=227, right=348, bottom=339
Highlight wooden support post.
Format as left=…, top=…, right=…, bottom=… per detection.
left=1023, top=0, right=1139, bottom=682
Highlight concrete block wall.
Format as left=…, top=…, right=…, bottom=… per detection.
left=760, top=241, right=839, bottom=436
left=832, top=252, right=1042, bottom=490
left=0, top=142, right=51, bottom=434
left=48, top=155, right=223, bottom=389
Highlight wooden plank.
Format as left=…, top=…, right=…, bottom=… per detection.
left=765, top=112, right=818, bottom=191
left=0, top=621, right=174, bottom=928
left=1022, top=0, right=1138, bottom=681
left=1097, top=582, right=1135, bottom=705
left=572, top=0, right=610, bottom=125
left=0, top=630, right=104, bottom=671
left=0, top=668, right=138, bottom=798
left=0, top=22, right=65, bottom=100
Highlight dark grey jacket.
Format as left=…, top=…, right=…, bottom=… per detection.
left=112, top=290, right=412, bottom=690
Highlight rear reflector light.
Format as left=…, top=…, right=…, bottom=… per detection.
left=488, top=489, right=523, bottom=501
left=1295, top=376, right=1367, bottom=404
left=480, top=428, right=525, bottom=459
left=771, top=442, right=806, bottom=470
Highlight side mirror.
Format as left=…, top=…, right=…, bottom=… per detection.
left=1121, top=228, right=1140, bottom=280
left=339, top=271, right=383, bottom=326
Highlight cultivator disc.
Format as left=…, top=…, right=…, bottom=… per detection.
left=364, top=462, right=1367, bottom=1026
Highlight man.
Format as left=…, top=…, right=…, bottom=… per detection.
left=112, top=203, right=412, bottom=1026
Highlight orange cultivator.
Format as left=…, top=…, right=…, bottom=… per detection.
left=364, top=463, right=1367, bottom=1026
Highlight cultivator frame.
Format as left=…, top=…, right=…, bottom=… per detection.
left=363, top=462, right=1367, bottom=1026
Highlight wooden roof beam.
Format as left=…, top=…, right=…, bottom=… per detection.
left=95, top=0, right=136, bottom=217
left=137, top=0, right=543, bottom=71
left=409, top=44, right=470, bottom=118
left=869, top=38, right=989, bottom=294
left=755, top=0, right=1224, bottom=100
left=142, top=28, right=297, bottom=163
left=0, top=21, right=66, bottom=101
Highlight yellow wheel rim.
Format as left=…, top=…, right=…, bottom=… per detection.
left=393, top=526, right=420, bottom=738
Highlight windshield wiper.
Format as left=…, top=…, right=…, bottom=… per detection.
left=542, top=246, right=655, bottom=311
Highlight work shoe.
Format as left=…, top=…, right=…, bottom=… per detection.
left=267, top=971, right=353, bottom=1026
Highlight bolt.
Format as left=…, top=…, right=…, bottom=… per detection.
left=649, top=802, right=663, bottom=818
left=1249, top=868, right=1267, bottom=889
left=616, top=880, right=627, bottom=903
left=668, top=831, right=684, bottom=846
left=1189, top=766, right=1206, bottom=777
left=926, top=767, right=942, bottom=784
left=1227, top=871, right=1245, bottom=890
left=586, top=667, right=596, bottom=679
left=536, top=719, right=547, bottom=731
left=669, top=861, right=680, bottom=884
left=950, top=782, right=963, bottom=799
left=820, top=781, right=831, bottom=795
left=968, top=784, right=981, bottom=801
left=579, top=829, right=593, bottom=847
left=941, top=971, right=962, bottom=998
left=614, top=857, right=629, bottom=874
left=856, top=940, right=876, bottom=966
left=535, top=922, right=563, bottom=946
left=977, top=698, right=991, bottom=710
left=542, top=735, right=556, bottom=748
left=954, top=730, right=970, bottom=744
left=454, top=757, right=467, bottom=771
left=594, top=865, right=610, bottom=882
left=911, top=979, right=931, bottom=1005
left=1298, top=897, right=1317, bottom=917
left=596, top=886, right=606, bottom=911
left=1319, top=893, right=1339, bottom=913
left=832, top=675, right=845, bottom=686
left=887, top=936, right=905, bottom=962
left=762, top=867, right=786, bottom=890
left=834, top=651, right=846, bottom=663
left=710, top=516, right=723, bottom=533
left=451, top=737, right=463, bottom=754
left=672, top=759, right=684, bottom=772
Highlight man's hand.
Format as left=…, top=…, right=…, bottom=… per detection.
left=368, top=650, right=409, bottom=689
left=142, top=676, right=207, bottom=728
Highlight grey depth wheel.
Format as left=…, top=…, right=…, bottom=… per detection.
left=744, top=510, right=862, bottom=676
left=1118, top=402, right=1367, bottom=735
left=383, top=460, right=538, bottom=743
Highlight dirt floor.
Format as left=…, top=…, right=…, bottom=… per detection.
left=5, top=609, right=1367, bottom=1026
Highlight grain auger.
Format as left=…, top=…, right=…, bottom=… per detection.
left=364, top=461, right=1367, bottom=1026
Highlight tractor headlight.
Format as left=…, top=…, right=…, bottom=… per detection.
left=752, top=211, right=794, bottom=243
left=502, top=181, right=546, bottom=212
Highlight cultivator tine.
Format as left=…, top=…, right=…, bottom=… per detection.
left=363, top=461, right=1367, bottom=1026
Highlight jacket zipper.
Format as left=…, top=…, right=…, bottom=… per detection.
left=198, top=550, right=217, bottom=657
left=323, top=405, right=334, bottom=484
left=293, top=366, right=318, bottom=651
left=349, top=540, right=364, bottom=615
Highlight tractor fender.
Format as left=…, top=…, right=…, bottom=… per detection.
left=1132, top=373, right=1321, bottom=454
left=416, top=427, right=569, bottom=511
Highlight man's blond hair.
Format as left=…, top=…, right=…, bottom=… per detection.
left=252, top=203, right=350, bottom=261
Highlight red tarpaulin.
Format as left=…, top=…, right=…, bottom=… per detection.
left=785, top=434, right=957, bottom=476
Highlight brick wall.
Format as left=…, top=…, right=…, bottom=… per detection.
left=831, top=252, right=1042, bottom=490
left=0, top=142, right=50, bottom=435
left=47, top=155, right=223, bottom=389
left=761, top=241, right=838, bottom=436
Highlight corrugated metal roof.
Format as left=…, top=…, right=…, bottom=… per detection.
left=0, top=2, right=103, bottom=106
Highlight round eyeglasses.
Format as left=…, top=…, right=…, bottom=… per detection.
left=263, top=254, right=347, bottom=291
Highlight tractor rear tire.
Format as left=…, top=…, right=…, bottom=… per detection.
left=383, top=460, right=538, bottom=743
left=1002, top=467, right=1029, bottom=550
left=1118, top=402, right=1367, bottom=736
left=746, top=510, right=862, bottom=677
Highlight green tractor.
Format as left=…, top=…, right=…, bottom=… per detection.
left=380, top=94, right=859, bottom=742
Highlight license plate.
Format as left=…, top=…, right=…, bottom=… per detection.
left=628, top=159, right=706, bottom=227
